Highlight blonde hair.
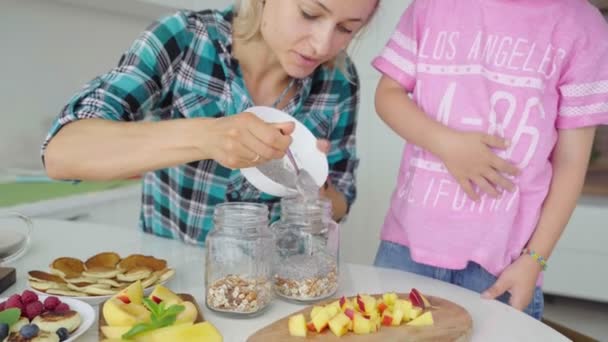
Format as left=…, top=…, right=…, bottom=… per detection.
left=232, top=0, right=378, bottom=80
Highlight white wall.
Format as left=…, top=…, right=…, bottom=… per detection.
left=0, top=0, right=410, bottom=265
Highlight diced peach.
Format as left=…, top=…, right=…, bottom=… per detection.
left=288, top=314, right=307, bottom=337
left=310, top=306, right=323, bottom=320
left=344, top=308, right=355, bottom=320
left=377, top=302, right=388, bottom=314
left=391, top=308, right=404, bottom=326
left=306, top=321, right=315, bottom=332
left=311, top=308, right=331, bottom=333
left=328, top=313, right=351, bottom=337
left=352, top=313, right=372, bottom=335
left=381, top=310, right=393, bottom=326
left=407, top=311, right=434, bottom=326
left=382, top=292, right=398, bottom=306
left=325, top=304, right=341, bottom=319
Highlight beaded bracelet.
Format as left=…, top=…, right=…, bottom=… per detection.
left=522, top=248, right=548, bottom=271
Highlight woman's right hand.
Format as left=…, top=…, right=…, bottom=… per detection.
left=435, top=131, right=520, bottom=200
left=201, top=112, right=295, bottom=169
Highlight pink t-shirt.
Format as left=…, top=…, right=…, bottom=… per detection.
left=373, top=0, right=608, bottom=276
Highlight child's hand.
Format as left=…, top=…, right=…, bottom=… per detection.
left=481, top=255, right=542, bottom=311
left=436, top=131, right=519, bottom=200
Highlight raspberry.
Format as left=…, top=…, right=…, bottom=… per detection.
left=5, top=299, right=24, bottom=313
left=21, top=290, right=38, bottom=305
left=54, top=303, right=70, bottom=313
left=25, top=302, right=44, bottom=321
left=43, top=297, right=61, bottom=311
left=7, top=294, right=22, bottom=306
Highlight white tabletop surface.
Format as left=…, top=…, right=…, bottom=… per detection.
left=1, top=219, right=568, bottom=341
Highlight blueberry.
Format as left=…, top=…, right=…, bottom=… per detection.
left=0, top=323, right=9, bottom=340
left=56, top=327, right=69, bottom=341
left=20, top=324, right=39, bottom=338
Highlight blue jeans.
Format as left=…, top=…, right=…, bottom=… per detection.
left=374, top=241, right=544, bottom=320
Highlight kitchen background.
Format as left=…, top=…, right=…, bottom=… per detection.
left=1, top=0, right=607, bottom=340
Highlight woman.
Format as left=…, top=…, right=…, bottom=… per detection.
left=42, top=0, right=379, bottom=244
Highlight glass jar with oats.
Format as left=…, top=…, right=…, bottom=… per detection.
left=204, top=203, right=274, bottom=317
left=271, top=197, right=339, bottom=303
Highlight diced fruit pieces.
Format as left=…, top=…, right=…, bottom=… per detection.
left=310, top=306, right=323, bottom=320
left=382, top=293, right=398, bottom=306
left=288, top=314, right=307, bottom=337
left=391, top=308, right=404, bottom=326
left=311, top=308, right=330, bottom=333
left=356, top=295, right=376, bottom=315
left=407, top=306, right=423, bottom=321
left=407, top=311, right=434, bottom=326
left=306, top=322, right=315, bottom=332
left=352, top=313, right=372, bottom=335
left=377, top=302, right=388, bottom=313
left=344, top=308, right=355, bottom=320
left=409, top=288, right=431, bottom=309
left=328, top=313, right=350, bottom=337
left=381, top=310, right=393, bottom=326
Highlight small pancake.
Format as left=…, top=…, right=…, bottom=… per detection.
left=84, top=252, right=120, bottom=269
left=50, top=257, right=84, bottom=279
left=116, top=266, right=152, bottom=282
left=117, top=255, right=166, bottom=272
left=44, top=289, right=88, bottom=297
left=82, top=267, right=120, bottom=279
left=33, top=310, right=82, bottom=333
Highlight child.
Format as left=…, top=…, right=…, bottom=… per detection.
left=372, top=0, right=608, bottom=319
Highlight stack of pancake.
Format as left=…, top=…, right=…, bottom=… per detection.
left=27, top=252, right=175, bottom=297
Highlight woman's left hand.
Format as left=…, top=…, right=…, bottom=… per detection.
left=481, top=254, right=542, bottom=311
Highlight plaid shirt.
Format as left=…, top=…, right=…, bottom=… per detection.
left=42, top=9, right=360, bottom=245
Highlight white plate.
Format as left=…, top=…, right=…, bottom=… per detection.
left=241, top=106, right=329, bottom=197
left=29, top=277, right=172, bottom=306
left=0, top=295, right=94, bottom=342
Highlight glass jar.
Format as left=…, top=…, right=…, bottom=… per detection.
left=271, top=197, right=339, bottom=303
left=205, top=203, right=274, bottom=317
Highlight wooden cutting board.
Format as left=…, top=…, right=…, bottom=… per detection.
left=98, top=294, right=204, bottom=341
left=248, top=293, right=472, bottom=342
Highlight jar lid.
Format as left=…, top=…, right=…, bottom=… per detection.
left=240, top=106, right=329, bottom=197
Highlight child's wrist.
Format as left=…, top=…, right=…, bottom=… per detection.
left=521, top=248, right=548, bottom=271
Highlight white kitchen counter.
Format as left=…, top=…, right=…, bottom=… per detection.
left=2, top=219, right=568, bottom=341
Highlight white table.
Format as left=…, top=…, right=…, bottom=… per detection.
left=2, top=219, right=568, bottom=341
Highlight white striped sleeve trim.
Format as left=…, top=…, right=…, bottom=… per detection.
left=382, top=47, right=416, bottom=76
left=391, top=31, right=417, bottom=55
left=561, top=80, right=608, bottom=97
left=560, top=102, right=608, bottom=117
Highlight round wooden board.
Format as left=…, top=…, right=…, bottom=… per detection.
left=248, top=293, right=472, bottom=342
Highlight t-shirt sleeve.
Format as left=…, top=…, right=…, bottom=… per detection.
left=557, top=9, right=608, bottom=129
left=371, top=1, right=423, bottom=92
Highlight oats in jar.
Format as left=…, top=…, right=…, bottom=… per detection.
left=206, top=274, right=272, bottom=313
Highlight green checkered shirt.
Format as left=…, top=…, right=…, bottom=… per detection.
left=43, top=8, right=360, bottom=245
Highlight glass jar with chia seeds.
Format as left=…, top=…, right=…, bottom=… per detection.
left=271, top=197, right=339, bottom=303
left=205, top=203, right=274, bottom=317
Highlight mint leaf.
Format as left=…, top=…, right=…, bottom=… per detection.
left=122, top=300, right=186, bottom=339
left=0, top=308, right=21, bottom=326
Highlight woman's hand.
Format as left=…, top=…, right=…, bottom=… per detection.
left=482, top=254, right=542, bottom=311
left=202, top=112, right=295, bottom=169
left=435, top=131, right=520, bottom=200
